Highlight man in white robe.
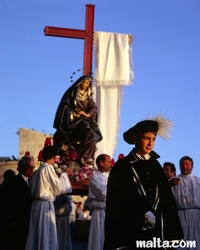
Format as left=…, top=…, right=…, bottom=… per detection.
left=84, top=154, right=112, bottom=250
left=25, top=146, right=72, bottom=250
left=172, top=156, right=200, bottom=250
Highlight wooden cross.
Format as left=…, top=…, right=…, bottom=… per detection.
left=44, top=4, right=95, bottom=76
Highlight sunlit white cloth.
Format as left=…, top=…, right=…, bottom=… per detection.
left=94, top=31, right=134, bottom=86
left=172, top=174, right=200, bottom=250
left=93, top=31, right=134, bottom=157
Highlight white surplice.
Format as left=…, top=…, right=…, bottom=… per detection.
left=25, top=163, right=72, bottom=250
left=172, top=174, right=200, bottom=250
left=87, top=170, right=109, bottom=250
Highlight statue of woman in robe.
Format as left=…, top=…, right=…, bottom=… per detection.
left=53, top=75, right=103, bottom=166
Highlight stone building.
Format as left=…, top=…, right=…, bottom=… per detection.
left=0, top=128, right=52, bottom=183
left=18, top=128, right=53, bottom=162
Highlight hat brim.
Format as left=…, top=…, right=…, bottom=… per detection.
left=123, top=120, right=158, bottom=144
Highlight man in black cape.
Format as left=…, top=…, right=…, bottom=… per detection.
left=104, top=115, right=183, bottom=250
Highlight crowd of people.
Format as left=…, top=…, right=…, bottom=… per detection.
left=0, top=149, right=111, bottom=250
left=0, top=76, right=199, bottom=250
left=0, top=120, right=200, bottom=250
left=0, top=146, right=73, bottom=250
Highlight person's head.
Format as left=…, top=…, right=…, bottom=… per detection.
left=17, top=156, right=35, bottom=178
left=123, top=120, right=158, bottom=155
left=3, top=169, right=16, bottom=181
left=179, top=156, right=193, bottom=175
left=77, top=75, right=92, bottom=95
left=96, top=154, right=112, bottom=173
left=42, top=146, right=56, bottom=164
left=79, top=78, right=91, bottom=91
left=123, top=115, right=173, bottom=156
left=163, top=162, right=176, bottom=180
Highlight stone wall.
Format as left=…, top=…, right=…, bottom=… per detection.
left=0, top=128, right=53, bottom=183
left=18, top=128, right=53, bottom=161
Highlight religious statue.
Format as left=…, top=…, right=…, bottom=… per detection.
left=53, top=75, right=103, bottom=166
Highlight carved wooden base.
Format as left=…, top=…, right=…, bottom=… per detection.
left=70, top=180, right=89, bottom=196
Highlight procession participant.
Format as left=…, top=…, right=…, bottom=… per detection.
left=25, top=145, right=72, bottom=250
left=54, top=194, right=72, bottom=250
left=163, top=161, right=179, bottom=187
left=163, top=162, right=176, bottom=180
left=53, top=75, right=103, bottom=166
left=172, top=156, right=200, bottom=250
left=104, top=115, right=184, bottom=250
left=85, top=154, right=112, bottom=250
left=0, top=157, right=33, bottom=250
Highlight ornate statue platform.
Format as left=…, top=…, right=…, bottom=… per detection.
left=70, top=180, right=89, bottom=196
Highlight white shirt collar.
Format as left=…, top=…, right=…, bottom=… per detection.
left=136, top=153, right=151, bottom=160
left=21, top=173, right=29, bottom=186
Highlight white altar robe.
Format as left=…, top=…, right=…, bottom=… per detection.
left=172, top=174, right=200, bottom=250
left=87, top=170, right=109, bottom=250
left=25, top=163, right=72, bottom=250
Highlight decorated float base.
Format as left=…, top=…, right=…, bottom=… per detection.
left=39, top=138, right=95, bottom=196
left=53, top=158, right=93, bottom=196
left=70, top=180, right=90, bottom=196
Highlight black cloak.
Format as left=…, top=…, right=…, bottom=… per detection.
left=53, top=75, right=102, bottom=160
left=104, top=150, right=184, bottom=250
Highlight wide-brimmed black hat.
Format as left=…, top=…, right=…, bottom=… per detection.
left=123, top=120, right=158, bottom=144
left=123, top=115, right=173, bottom=144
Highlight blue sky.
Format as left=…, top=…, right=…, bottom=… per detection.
left=1, top=0, right=200, bottom=176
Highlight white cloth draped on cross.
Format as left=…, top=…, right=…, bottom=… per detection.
left=93, top=31, right=134, bottom=158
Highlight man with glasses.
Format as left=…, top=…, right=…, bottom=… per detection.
left=6, top=155, right=35, bottom=250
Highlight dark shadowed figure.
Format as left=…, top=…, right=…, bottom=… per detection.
left=3, top=157, right=34, bottom=250
left=53, top=75, right=102, bottom=166
left=0, top=169, right=16, bottom=250
left=104, top=116, right=184, bottom=250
